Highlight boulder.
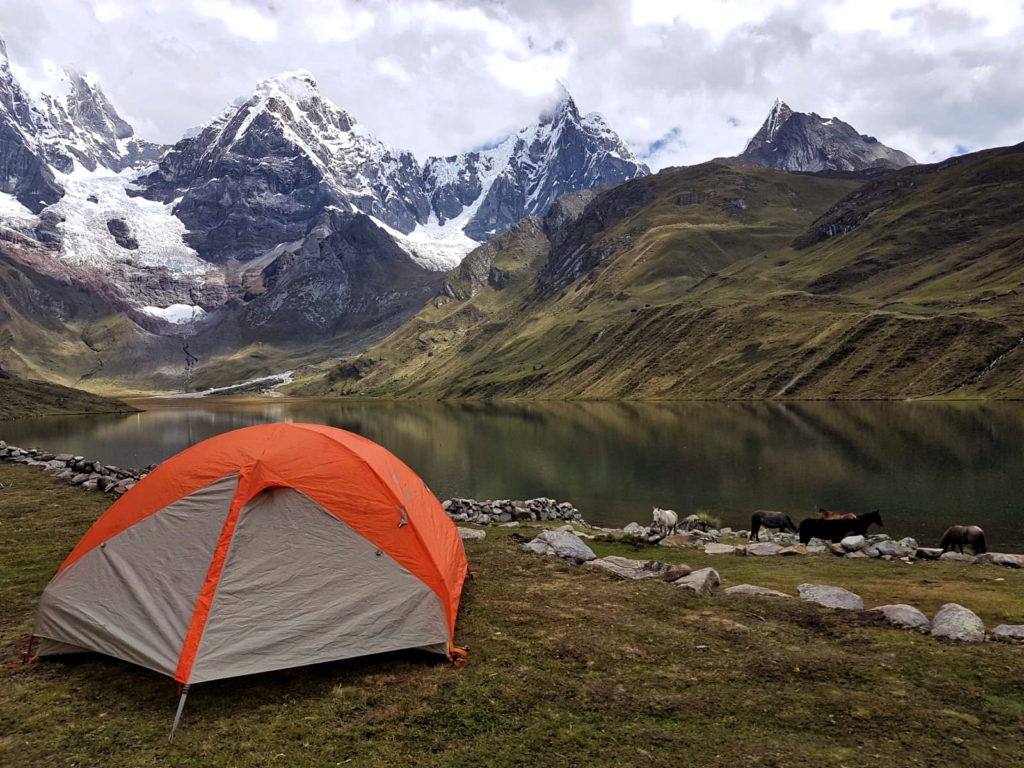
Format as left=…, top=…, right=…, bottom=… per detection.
left=896, top=537, right=918, bottom=550
left=974, top=552, right=1024, bottom=569
left=930, top=603, right=985, bottom=642
left=723, top=584, right=790, bottom=598
left=673, top=567, right=720, bottom=596
left=914, top=547, right=943, bottom=560
left=797, top=584, right=864, bottom=610
left=778, top=545, right=807, bottom=556
left=703, top=543, right=737, bottom=555
left=938, top=551, right=976, bottom=563
left=862, top=546, right=880, bottom=558
left=828, top=543, right=846, bottom=556
left=804, top=545, right=828, bottom=555
left=659, top=532, right=701, bottom=548
left=868, top=604, right=930, bottom=630
left=844, top=550, right=869, bottom=560
left=874, top=540, right=912, bottom=558
left=622, top=522, right=647, bottom=536
left=522, top=530, right=596, bottom=563
left=458, top=527, right=486, bottom=542
left=840, top=535, right=866, bottom=552
left=990, top=625, right=1024, bottom=644
left=746, top=542, right=783, bottom=557
left=586, top=556, right=689, bottom=581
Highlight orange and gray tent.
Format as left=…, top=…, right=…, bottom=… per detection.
left=33, top=423, right=467, bottom=732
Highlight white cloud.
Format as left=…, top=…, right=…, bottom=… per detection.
left=0, top=0, right=1021, bottom=170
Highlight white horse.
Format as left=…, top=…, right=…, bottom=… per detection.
left=652, top=507, right=679, bottom=536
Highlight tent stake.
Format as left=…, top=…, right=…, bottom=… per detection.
left=167, top=684, right=190, bottom=744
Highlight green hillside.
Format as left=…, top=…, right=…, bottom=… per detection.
left=298, top=142, right=1024, bottom=400
left=0, top=370, right=137, bottom=421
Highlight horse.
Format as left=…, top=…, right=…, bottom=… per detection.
left=799, top=509, right=884, bottom=544
left=940, top=525, right=986, bottom=555
left=749, top=510, right=798, bottom=541
left=652, top=507, right=679, bottom=536
left=820, top=510, right=856, bottom=521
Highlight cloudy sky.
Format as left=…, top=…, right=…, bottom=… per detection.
left=3, top=0, right=1023, bottom=169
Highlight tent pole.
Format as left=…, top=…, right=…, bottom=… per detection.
left=167, top=684, right=190, bottom=744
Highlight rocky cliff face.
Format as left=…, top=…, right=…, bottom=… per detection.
left=423, top=88, right=648, bottom=243
left=736, top=99, right=915, bottom=172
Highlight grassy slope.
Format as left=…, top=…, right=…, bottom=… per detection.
left=2, top=462, right=1023, bottom=767
left=0, top=372, right=137, bottom=421
left=303, top=144, right=1024, bottom=400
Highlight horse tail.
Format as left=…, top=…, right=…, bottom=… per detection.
left=785, top=516, right=797, bottom=533
left=975, top=531, right=987, bottom=555
left=939, top=527, right=953, bottom=553
left=750, top=513, right=760, bottom=541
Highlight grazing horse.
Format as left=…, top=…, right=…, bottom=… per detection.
left=652, top=507, right=679, bottom=536
left=799, top=509, right=884, bottom=544
left=940, top=525, right=987, bottom=555
left=749, top=510, right=798, bottom=541
left=818, top=507, right=857, bottom=521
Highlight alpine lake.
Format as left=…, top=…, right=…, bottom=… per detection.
left=4, top=397, right=1023, bottom=551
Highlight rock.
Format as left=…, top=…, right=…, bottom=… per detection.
left=915, top=547, right=943, bottom=560
left=586, top=556, right=687, bottom=581
left=673, top=567, right=720, bottom=596
left=804, top=545, right=828, bottom=555
left=990, top=625, right=1024, bottom=643
left=930, top=603, right=985, bottom=642
left=868, top=604, right=930, bottom=630
left=622, top=522, right=647, bottom=535
left=659, top=532, right=701, bottom=548
left=53, top=453, right=74, bottom=462
left=798, top=584, right=864, bottom=610
left=723, top=584, right=790, bottom=598
left=746, top=542, right=783, bottom=556
left=703, top=543, right=736, bottom=555
left=458, top=527, right=486, bottom=542
left=844, top=550, right=869, bottom=560
left=828, top=543, right=846, bottom=556
left=974, top=552, right=1024, bottom=569
left=840, top=535, right=866, bottom=552
left=778, top=545, right=807, bottom=556
left=896, top=537, right=918, bottom=550
left=719, top=527, right=733, bottom=535
left=939, top=551, right=976, bottom=563
left=81, top=480, right=99, bottom=491
left=874, top=540, right=911, bottom=558
left=69, top=473, right=91, bottom=485
left=522, top=530, right=596, bottom=563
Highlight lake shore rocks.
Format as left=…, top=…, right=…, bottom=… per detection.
left=0, top=442, right=149, bottom=495
left=444, top=497, right=584, bottom=525
left=930, top=603, right=986, bottom=642
left=798, top=584, right=864, bottom=610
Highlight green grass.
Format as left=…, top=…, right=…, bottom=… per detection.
left=2, top=463, right=1024, bottom=766
left=0, top=373, right=138, bottom=421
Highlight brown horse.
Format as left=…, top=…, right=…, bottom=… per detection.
left=818, top=507, right=857, bottom=521
left=940, top=525, right=987, bottom=555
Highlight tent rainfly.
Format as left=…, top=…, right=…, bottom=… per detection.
left=31, top=423, right=468, bottom=739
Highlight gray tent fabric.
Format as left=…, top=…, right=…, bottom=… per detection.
left=188, top=487, right=448, bottom=683
left=34, top=474, right=239, bottom=675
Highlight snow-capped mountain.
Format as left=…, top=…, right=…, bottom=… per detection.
left=423, top=86, right=648, bottom=243
left=139, top=73, right=647, bottom=271
left=736, top=98, right=915, bottom=172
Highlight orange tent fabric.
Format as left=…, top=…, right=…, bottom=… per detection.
left=35, top=423, right=467, bottom=684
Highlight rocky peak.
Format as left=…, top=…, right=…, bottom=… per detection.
left=737, top=99, right=915, bottom=173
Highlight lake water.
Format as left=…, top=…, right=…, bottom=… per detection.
left=3, top=399, right=1023, bottom=550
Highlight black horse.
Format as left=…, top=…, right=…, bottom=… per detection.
left=749, top=510, right=798, bottom=541
left=798, top=509, right=884, bottom=544
left=939, top=525, right=986, bottom=555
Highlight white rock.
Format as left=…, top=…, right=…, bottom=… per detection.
left=458, top=527, right=486, bottom=542
left=797, top=584, right=864, bottom=610
left=746, top=542, right=783, bottom=556
left=840, top=535, right=866, bottom=552
left=990, top=625, right=1024, bottom=643
left=974, top=552, right=1024, bottom=569
left=938, top=551, right=976, bottom=563
left=522, top=530, right=596, bottom=562
left=703, top=543, right=737, bottom=555
left=868, top=604, right=930, bottom=629
left=930, top=603, right=985, bottom=642
left=585, top=556, right=690, bottom=581
left=673, top=567, right=720, bottom=596
left=723, top=584, right=790, bottom=598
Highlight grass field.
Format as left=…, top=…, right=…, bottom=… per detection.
left=2, top=462, right=1023, bottom=767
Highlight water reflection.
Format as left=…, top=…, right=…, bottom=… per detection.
left=3, top=399, right=1023, bottom=549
